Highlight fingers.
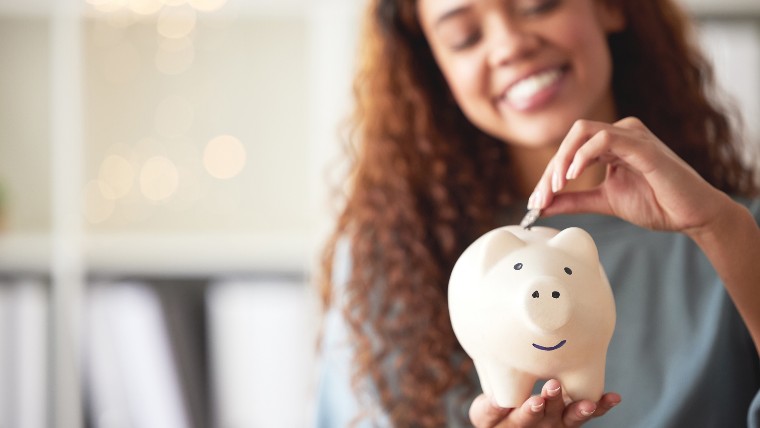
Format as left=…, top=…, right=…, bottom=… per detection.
left=561, top=399, right=598, bottom=427
left=508, top=395, right=547, bottom=426
left=541, top=379, right=602, bottom=427
left=469, top=393, right=547, bottom=428
left=551, top=120, right=603, bottom=192
left=469, top=394, right=511, bottom=428
left=541, top=379, right=565, bottom=419
left=469, top=387, right=621, bottom=428
left=593, top=392, right=622, bottom=418
left=529, top=119, right=610, bottom=210
left=528, top=117, right=654, bottom=211
left=561, top=391, right=621, bottom=427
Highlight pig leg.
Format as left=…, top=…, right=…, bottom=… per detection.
left=478, top=361, right=535, bottom=408
left=472, top=359, right=493, bottom=398
left=558, top=364, right=606, bottom=404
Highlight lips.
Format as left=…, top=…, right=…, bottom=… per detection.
left=532, top=339, right=567, bottom=351
left=500, top=66, right=568, bottom=111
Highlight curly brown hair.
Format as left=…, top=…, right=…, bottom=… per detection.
left=318, top=0, right=758, bottom=426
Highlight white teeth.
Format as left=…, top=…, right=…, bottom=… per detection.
left=505, top=69, right=562, bottom=102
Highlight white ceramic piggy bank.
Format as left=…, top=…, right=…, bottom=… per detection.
left=448, top=226, right=615, bottom=408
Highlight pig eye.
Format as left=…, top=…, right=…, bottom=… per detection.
left=552, top=291, right=560, bottom=298
left=564, top=267, right=572, bottom=275
left=532, top=290, right=539, bottom=298
left=514, top=263, right=523, bottom=270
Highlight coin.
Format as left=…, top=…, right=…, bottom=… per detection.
left=519, top=208, right=541, bottom=230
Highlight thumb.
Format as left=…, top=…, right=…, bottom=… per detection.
left=469, top=394, right=512, bottom=428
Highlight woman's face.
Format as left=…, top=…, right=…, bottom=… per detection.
left=417, top=0, right=625, bottom=148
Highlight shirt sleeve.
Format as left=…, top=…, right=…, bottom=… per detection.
left=750, top=391, right=760, bottom=428
left=313, top=239, right=367, bottom=428
left=746, top=198, right=760, bottom=428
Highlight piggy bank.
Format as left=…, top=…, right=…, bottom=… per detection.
left=448, top=226, right=615, bottom=408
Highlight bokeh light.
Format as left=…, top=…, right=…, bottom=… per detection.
left=157, top=6, right=197, bottom=39
left=162, top=138, right=209, bottom=211
left=188, top=0, right=227, bottom=13
left=139, top=156, right=180, bottom=201
left=128, top=0, right=164, bottom=15
left=203, top=135, right=247, bottom=180
left=88, top=0, right=229, bottom=18
left=98, top=155, right=135, bottom=200
left=171, top=163, right=208, bottom=212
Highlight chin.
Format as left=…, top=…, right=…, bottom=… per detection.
left=497, top=125, right=569, bottom=149
left=471, top=109, right=580, bottom=148
left=492, top=104, right=602, bottom=147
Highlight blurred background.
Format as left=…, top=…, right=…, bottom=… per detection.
left=0, top=0, right=757, bottom=427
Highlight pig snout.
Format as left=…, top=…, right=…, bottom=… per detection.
left=521, top=279, right=571, bottom=333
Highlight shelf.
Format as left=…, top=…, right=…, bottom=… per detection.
left=0, top=232, right=317, bottom=277
left=85, top=232, right=316, bottom=276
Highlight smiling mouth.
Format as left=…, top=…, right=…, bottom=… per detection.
left=504, top=67, right=563, bottom=101
left=532, top=340, right=567, bottom=351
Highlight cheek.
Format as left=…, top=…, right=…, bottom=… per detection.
left=558, top=21, right=613, bottom=81
left=443, top=57, right=489, bottom=113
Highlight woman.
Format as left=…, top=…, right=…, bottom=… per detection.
left=316, top=0, right=760, bottom=426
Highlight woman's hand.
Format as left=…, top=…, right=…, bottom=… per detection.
left=528, top=117, right=733, bottom=235
left=530, top=116, right=760, bottom=355
left=469, top=379, right=621, bottom=428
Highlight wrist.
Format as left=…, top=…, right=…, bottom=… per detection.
left=685, top=195, right=754, bottom=248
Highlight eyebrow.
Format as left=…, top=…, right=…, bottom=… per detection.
left=433, top=5, right=472, bottom=30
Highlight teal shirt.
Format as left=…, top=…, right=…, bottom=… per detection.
left=316, top=199, right=760, bottom=427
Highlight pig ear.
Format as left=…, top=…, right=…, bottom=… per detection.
left=548, top=227, right=599, bottom=265
left=480, top=229, right=526, bottom=273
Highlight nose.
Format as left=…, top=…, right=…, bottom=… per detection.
left=486, top=15, right=539, bottom=67
left=522, top=279, right=571, bottom=333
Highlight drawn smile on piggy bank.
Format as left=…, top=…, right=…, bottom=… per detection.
left=532, top=339, right=567, bottom=351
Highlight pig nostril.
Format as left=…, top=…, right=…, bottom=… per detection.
left=552, top=291, right=560, bottom=298
left=532, top=290, right=539, bottom=298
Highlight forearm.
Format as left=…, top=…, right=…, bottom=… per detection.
left=687, top=195, right=760, bottom=354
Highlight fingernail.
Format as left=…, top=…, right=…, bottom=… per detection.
left=552, top=171, right=561, bottom=192
left=528, top=190, right=541, bottom=209
left=607, top=400, right=620, bottom=408
left=566, top=163, right=577, bottom=180
left=547, top=385, right=561, bottom=397
left=581, top=408, right=596, bottom=417
left=530, top=401, right=544, bottom=413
